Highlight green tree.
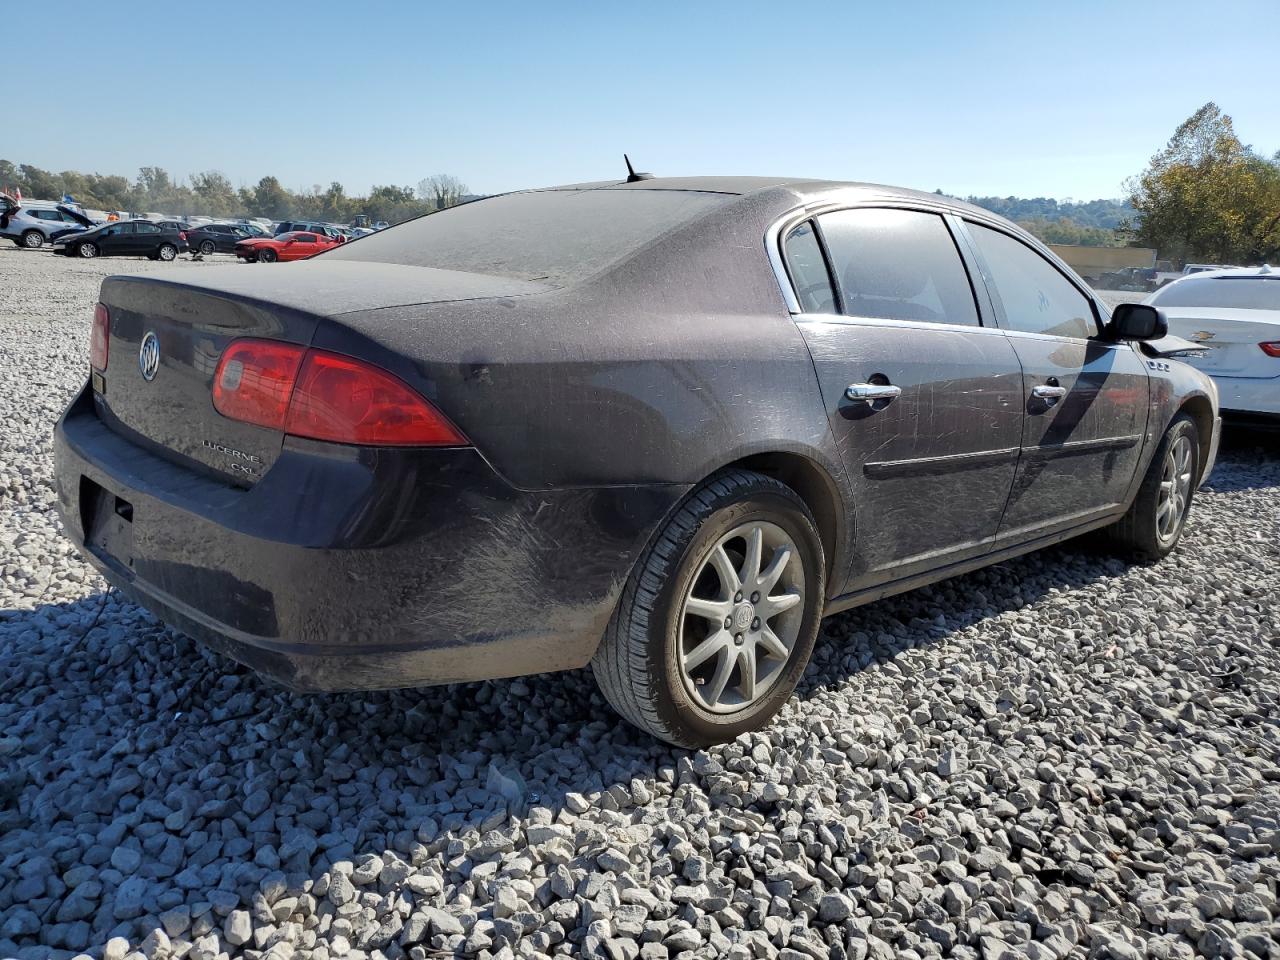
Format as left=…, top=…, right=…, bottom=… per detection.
left=1126, top=103, right=1280, bottom=264
left=190, top=171, right=239, bottom=216
left=246, top=176, right=293, bottom=219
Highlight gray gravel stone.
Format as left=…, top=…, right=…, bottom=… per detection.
left=1, top=256, right=1279, bottom=960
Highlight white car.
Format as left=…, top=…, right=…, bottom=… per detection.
left=1145, top=266, right=1280, bottom=419
left=0, top=196, right=96, bottom=248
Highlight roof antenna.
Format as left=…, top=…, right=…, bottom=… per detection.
left=624, top=154, right=653, bottom=183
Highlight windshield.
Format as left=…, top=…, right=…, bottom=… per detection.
left=1152, top=277, right=1280, bottom=311
left=325, top=188, right=732, bottom=285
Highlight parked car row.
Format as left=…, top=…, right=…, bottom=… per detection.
left=2, top=192, right=382, bottom=261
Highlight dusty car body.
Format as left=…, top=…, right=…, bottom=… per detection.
left=54, top=177, right=1221, bottom=745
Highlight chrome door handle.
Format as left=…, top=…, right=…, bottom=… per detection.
left=845, top=383, right=902, bottom=403
left=1031, top=384, right=1067, bottom=404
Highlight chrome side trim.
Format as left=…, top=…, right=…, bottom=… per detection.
left=864, top=446, right=1021, bottom=478
left=1024, top=435, right=1142, bottom=459
left=793, top=313, right=1010, bottom=339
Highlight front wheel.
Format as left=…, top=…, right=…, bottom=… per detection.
left=21, top=230, right=44, bottom=249
left=78, top=242, right=98, bottom=258
left=257, top=248, right=277, bottom=263
left=1104, top=414, right=1199, bottom=560
left=592, top=469, right=825, bottom=747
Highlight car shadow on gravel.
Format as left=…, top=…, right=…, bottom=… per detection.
left=0, top=449, right=1274, bottom=950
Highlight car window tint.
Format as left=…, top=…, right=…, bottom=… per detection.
left=968, top=223, right=1096, bottom=338
left=783, top=221, right=836, bottom=314
left=136, top=222, right=160, bottom=234
left=1151, top=277, right=1280, bottom=311
left=296, top=234, right=316, bottom=242
left=817, top=209, right=979, bottom=326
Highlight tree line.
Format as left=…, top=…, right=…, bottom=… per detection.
left=7, top=105, right=1277, bottom=262
left=0, top=161, right=471, bottom=225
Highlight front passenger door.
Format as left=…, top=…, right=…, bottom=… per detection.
left=962, top=221, right=1150, bottom=539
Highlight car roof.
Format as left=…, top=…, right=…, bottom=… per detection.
left=524, top=175, right=995, bottom=217
left=1163, top=265, right=1276, bottom=283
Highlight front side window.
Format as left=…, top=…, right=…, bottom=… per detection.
left=782, top=221, right=836, bottom=313
left=295, top=234, right=317, bottom=243
left=968, top=223, right=1096, bottom=338
left=817, top=208, right=980, bottom=326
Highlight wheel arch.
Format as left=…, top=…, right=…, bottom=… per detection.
left=1174, top=392, right=1216, bottom=482
left=717, top=450, right=847, bottom=588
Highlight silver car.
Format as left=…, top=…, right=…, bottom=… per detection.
left=0, top=197, right=96, bottom=249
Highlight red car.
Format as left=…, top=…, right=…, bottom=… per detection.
left=234, top=230, right=342, bottom=263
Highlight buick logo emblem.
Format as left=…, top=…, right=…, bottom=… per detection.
left=138, top=332, right=160, bottom=381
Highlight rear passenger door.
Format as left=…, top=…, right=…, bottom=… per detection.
left=960, top=220, right=1149, bottom=539
left=132, top=221, right=162, bottom=255
left=784, top=207, right=1025, bottom=593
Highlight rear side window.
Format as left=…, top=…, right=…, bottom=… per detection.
left=783, top=221, right=836, bottom=313
left=136, top=222, right=160, bottom=234
left=817, top=209, right=980, bottom=326
left=968, top=223, right=1097, bottom=338
left=1151, top=277, right=1280, bottom=311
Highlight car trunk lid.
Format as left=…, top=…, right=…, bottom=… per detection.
left=1162, top=308, right=1280, bottom=376
left=94, top=262, right=549, bottom=484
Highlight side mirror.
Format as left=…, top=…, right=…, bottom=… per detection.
left=1109, top=303, right=1168, bottom=341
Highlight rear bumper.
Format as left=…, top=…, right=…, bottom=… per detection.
left=1211, top=373, right=1280, bottom=416
left=54, top=383, right=683, bottom=691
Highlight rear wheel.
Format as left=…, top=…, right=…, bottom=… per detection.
left=199, top=239, right=215, bottom=255
left=21, top=230, right=43, bottom=249
left=592, top=469, right=825, bottom=747
left=157, top=243, right=177, bottom=262
left=78, top=242, right=98, bottom=258
left=1105, top=414, right=1199, bottom=560
left=258, top=248, right=277, bottom=263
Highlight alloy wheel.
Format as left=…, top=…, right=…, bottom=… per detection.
left=1156, top=434, right=1193, bottom=541
left=678, top=521, right=805, bottom=713
left=78, top=243, right=97, bottom=258
left=23, top=231, right=43, bottom=249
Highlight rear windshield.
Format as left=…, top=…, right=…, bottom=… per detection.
left=325, top=188, right=731, bottom=285
left=1152, top=277, right=1280, bottom=311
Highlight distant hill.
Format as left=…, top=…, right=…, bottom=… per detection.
left=963, top=196, right=1133, bottom=230
left=938, top=194, right=1134, bottom=247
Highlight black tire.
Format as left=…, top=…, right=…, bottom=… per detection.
left=199, top=239, right=215, bottom=255
left=1105, top=414, right=1199, bottom=560
left=592, top=469, right=826, bottom=747
left=21, top=229, right=44, bottom=249
left=157, top=243, right=177, bottom=262
left=258, top=248, right=277, bottom=263
left=78, top=242, right=98, bottom=259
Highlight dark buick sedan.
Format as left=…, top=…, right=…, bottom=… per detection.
left=54, top=177, right=1220, bottom=746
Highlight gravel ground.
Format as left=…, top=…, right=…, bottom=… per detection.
left=2, top=248, right=1279, bottom=960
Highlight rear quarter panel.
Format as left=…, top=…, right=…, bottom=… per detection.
left=313, top=191, right=846, bottom=495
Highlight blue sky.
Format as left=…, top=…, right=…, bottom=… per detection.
left=13, top=1, right=1277, bottom=200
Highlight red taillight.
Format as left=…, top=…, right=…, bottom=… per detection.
left=286, top=350, right=467, bottom=445
left=179, top=231, right=187, bottom=241
left=90, top=302, right=109, bottom=371
left=211, top=339, right=466, bottom=446
left=212, top=340, right=306, bottom=430
left=1259, top=342, right=1280, bottom=357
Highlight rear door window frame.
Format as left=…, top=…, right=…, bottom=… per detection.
left=772, top=200, right=996, bottom=331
